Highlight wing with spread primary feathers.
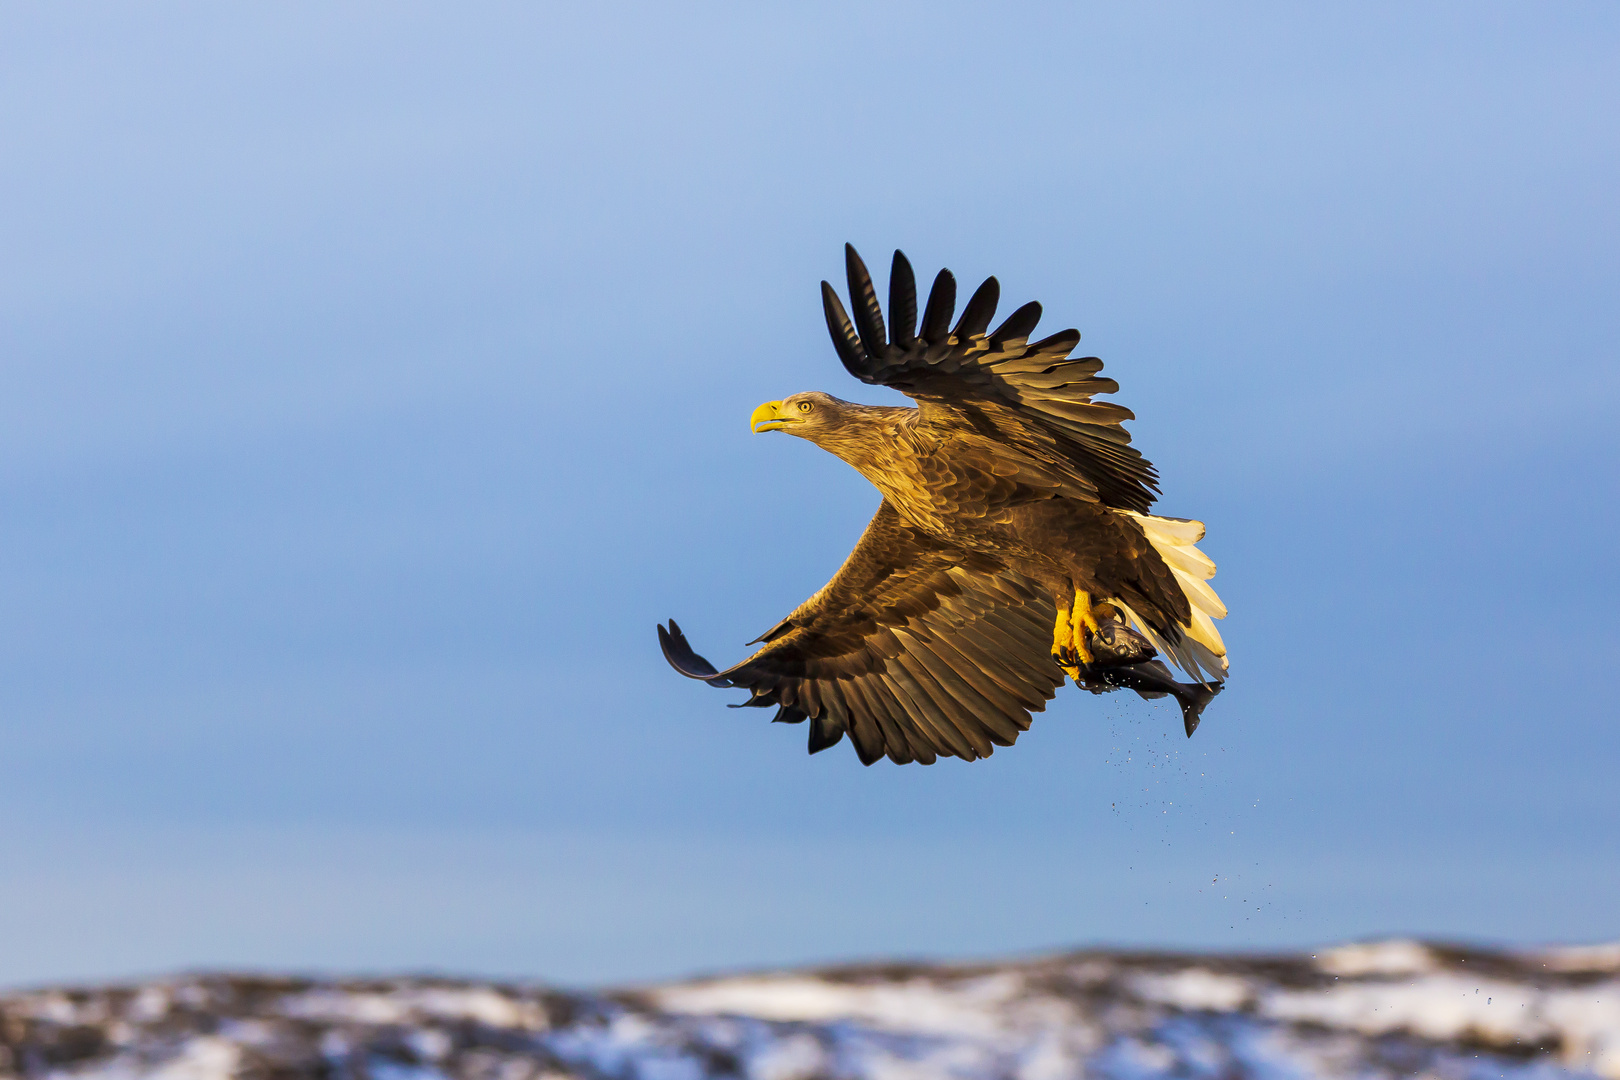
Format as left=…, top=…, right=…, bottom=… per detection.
left=822, top=245, right=1159, bottom=513
left=658, top=501, right=1065, bottom=765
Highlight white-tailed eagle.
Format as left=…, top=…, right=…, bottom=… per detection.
left=659, top=246, right=1228, bottom=765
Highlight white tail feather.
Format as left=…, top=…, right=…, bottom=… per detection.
left=1172, top=566, right=1228, bottom=619
left=1157, top=542, right=1216, bottom=580
left=1135, top=515, right=1205, bottom=545
left=1187, top=606, right=1225, bottom=654
left=1117, top=511, right=1230, bottom=682
left=1182, top=637, right=1228, bottom=684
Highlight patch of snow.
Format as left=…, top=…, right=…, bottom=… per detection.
left=743, top=1032, right=827, bottom=1080
left=278, top=986, right=544, bottom=1029
left=1130, top=969, right=1253, bottom=1012
left=217, top=1018, right=282, bottom=1047
left=407, top=1027, right=454, bottom=1062
left=1540, top=943, right=1620, bottom=974
left=1542, top=984, right=1620, bottom=1076
left=1013, top=1033, right=1080, bottom=1080
left=407, top=987, right=547, bottom=1029
left=1264, top=974, right=1544, bottom=1042
left=281, top=989, right=413, bottom=1025
left=148, top=1037, right=242, bottom=1080
left=652, top=974, right=1023, bottom=1038
left=1263, top=974, right=1620, bottom=1076
left=1315, top=939, right=1437, bottom=977
left=21, top=992, right=86, bottom=1025
left=128, top=987, right=171, bottom=1023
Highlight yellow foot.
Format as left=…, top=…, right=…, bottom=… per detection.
left=1051, top=605, right=1081, bottom=681
left=1070, top=590, right=1100, bottom=666
left=1052, top=591, right=1105, bottom=682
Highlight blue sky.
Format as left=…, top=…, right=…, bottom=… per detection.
left=1, top=2, right=1616, bottom=988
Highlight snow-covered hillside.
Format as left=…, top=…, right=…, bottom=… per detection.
left=2, top=940, right=1617, bottom=1079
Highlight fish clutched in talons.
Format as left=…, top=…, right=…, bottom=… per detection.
left=1075, top=660, right=1222, bottom=737
left=1053, top=597, right=1218, bottom=736
left=1083, top=602, right=1158, bottom=666
left=1053, top=595, right=1156, bottom=679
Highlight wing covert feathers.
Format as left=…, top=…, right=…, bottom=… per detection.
left=659, top=500, right=1064, bottom=766
left=821, top=244, right=1160, bottom=513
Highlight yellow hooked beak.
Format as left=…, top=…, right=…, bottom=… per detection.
left=750, top=400, right=798, bottom=433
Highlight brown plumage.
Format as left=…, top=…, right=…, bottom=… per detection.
left=659, top=246, right=1228, bottom=764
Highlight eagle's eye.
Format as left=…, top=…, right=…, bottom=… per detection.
left=797, top=401, right=813, bottom=413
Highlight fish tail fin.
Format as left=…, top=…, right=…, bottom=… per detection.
left=1175, top=679, right=1222, bottom=737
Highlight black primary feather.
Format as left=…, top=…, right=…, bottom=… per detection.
left=953, top=276, right=999, bottom=339
left=658, top=620, right=729, bottom=686
left=820, top=282, right=869, bottom=378
left=889, top=250, right=917, bottom=347
left=844, top=244, right=887, bottom=355
left=808, top=714, right=845, bottom=753
left=989, top=301, right=1042, bottom=345
left=919, top=268, right=956, bottom=343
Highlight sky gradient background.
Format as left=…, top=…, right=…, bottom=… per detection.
left=1, top=2, right=1617, bottom=988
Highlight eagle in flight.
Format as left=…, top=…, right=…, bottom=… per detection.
left=659, top=246, right=1228, bottom=765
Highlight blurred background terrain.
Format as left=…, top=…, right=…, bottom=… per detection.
left=0, top=1, right=1616, bottom=991
left=4, top=941, right=1619, bottom=1079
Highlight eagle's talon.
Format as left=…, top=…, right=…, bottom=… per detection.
left=1068, top=590, right=1099, bottom=666
left=1051, top=606, right=1073, bottom=669
left=1052, top=600, right=1096, bottom=682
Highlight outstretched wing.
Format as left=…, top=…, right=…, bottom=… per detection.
left=658, top=501, right=1064, bottom=766
left=823, top=245, right=1159, bottom=513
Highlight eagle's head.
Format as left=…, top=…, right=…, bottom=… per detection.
left=749, top=392, right=855, bottom=439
